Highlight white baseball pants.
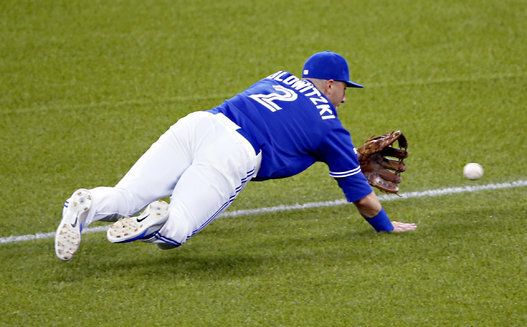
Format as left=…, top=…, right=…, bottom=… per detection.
left=83, top=111, right=261, bottom=246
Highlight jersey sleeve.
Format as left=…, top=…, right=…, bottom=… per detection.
left=317, top=126, right=373, bottom=202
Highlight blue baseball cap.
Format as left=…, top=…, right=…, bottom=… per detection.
left=302, top=51, right=364, bottom=88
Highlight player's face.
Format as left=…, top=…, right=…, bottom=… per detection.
left=327, top=80, right=347, bottom=108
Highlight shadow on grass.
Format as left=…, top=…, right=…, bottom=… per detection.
left=44, top=226, right=398, bottom=284
left=45, top=250, right=290, bottom=287
left=8, top=215, right=426, bottom=286
left=35, top=229, right=342, bottom=282
left=109, top=251, right=268, bottom=280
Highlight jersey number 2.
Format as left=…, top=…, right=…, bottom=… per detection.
left=249, top=85, right=298, bottom=112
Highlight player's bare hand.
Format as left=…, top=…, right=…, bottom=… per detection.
left=391, top=221, right=417, bottom=233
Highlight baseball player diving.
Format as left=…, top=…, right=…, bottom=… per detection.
left=55, top=51, right=417, bottom=261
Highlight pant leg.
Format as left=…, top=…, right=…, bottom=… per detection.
left=153, top=113, right=260, bottom=246
left=83, top=113, right=198, bottom=225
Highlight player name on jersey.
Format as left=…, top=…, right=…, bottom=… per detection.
left=252, top=71, right=336, bottom=120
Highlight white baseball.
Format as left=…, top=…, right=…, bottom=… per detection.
left=463, top=163, right=484, bottom=180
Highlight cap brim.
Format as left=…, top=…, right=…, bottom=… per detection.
left=345, top=80, right=364, bottom=88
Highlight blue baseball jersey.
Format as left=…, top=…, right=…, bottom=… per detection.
left=208, top=71, right=372, bottom=202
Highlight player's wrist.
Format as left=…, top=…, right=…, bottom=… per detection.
left=363, top=208, right=394, bottom=232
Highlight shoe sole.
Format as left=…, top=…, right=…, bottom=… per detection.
left=107, top=201, right=168, bottom=243
left=55, top=189, right=92, bottom=261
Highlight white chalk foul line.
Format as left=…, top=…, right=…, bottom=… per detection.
left=1, top=179, right=526, bottom=245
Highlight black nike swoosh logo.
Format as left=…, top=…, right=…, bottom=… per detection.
left=136, top=214, right=149, bottom=223
left=71, top=216, right=78, bottom=228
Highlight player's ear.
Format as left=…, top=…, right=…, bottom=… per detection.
left=326, top=79, right=335, bottom=92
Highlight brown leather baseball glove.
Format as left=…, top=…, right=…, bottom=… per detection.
left=357, top=130, right=408, bottom=193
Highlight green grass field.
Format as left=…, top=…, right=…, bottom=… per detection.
left=1, top=0, right=526, bottom=326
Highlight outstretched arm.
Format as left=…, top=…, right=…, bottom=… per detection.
left=353, top=191, right=416, bottom=233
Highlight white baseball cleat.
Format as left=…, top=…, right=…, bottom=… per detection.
left=55, top=189, right=92, bottom=261
left=107, top=200, right=169, bottom=243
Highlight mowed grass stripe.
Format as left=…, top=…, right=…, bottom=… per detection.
left=2, top=72, right=525, bottom=115
left=1, top=179, right=525, bottom=245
